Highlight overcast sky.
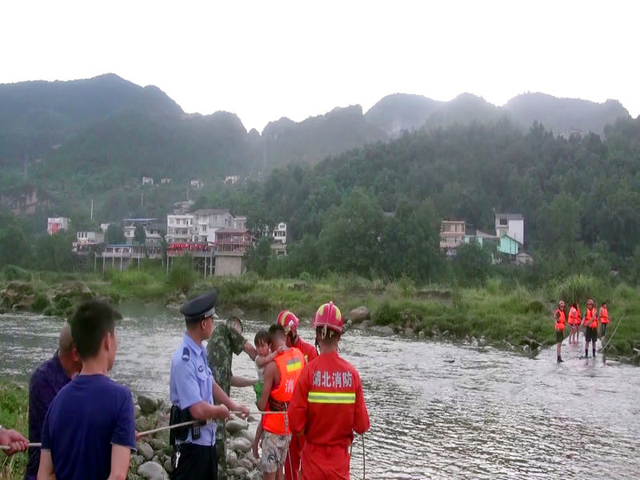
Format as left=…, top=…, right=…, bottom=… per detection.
left=2, top=0, right=638, bottom=132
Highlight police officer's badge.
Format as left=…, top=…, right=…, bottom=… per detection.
left=182, top=347, right=190, bottom=361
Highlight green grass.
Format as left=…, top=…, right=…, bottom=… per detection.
left=0, top=379, right=28, bottom=480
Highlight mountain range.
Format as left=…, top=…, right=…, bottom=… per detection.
left=0, top=74, right=633, bottom=187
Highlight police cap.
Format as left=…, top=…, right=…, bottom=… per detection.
left=180, top=292, right=217, bottom=322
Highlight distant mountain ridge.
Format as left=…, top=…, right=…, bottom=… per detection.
left=0, top=74, right=633, bottom=192
left=365, top=92, right=631, bottom=137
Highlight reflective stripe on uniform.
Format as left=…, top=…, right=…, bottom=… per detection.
left=308, top=391, right=356, bottom=404
left=286, top=358, right=303, bottom=373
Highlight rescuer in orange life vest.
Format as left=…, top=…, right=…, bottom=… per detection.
left=257, top=324, right=306, bottom=480
left=568, top=302, right=580, bottom=344
left=583, top=298, right=599, bottom=358
left=599, top=302, right=610, bottom=346
left=276, top=310, right=318, bottom=480
left=288, top=302, right=370, bottom=480
left=554, top=300, right=567, bottom=363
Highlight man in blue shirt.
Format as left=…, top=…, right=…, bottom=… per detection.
left=170, top=292, right=250, bottom=480
left=26, top=323, right=82, bottom=480
left=38, top=300, right=136, bottom=480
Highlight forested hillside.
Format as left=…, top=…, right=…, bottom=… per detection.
left=195, top=117, right=640, bottom=282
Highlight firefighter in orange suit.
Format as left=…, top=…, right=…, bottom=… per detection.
left=288, top=302, right=370, bottom=480
left=276, top=310, right=318, bottom=480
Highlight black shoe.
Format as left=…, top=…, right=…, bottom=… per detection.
left=557, top=358, right=564, bottom=363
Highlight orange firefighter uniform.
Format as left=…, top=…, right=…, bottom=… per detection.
left=568, top=306, right=580, bottom=326
left=287, top=351, right=370, bottom=480
left=286, top=337, right=318, bottom=480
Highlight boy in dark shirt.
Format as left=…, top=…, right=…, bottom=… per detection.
left=38, top=300, right=136, bottom=480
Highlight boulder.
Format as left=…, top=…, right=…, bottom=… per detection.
left=238, top=429, right=255, bottom=443
left=138, top=395, right=160, bottom=415
left=137, top=461, right=168, bottom=480
left=12, top=294, right=35, bottom=311
left=352, top=320, right=370, bottom=331
left=131, top=454, right=146, bottom=468
left=471, top=337, right=479, bottom=347
left=134, top=405, right=142, bottom=418
left=370, top=326, right=394, bottom=337
left=418, top=331, right=425, bottom=340
left=226, top=449, right=239, bottom=468
left=230, top=437, right=252, bottom=453
left=225, top=419, right=248, bottom=434
left=138, top=442, right=154, bottom=460
left=51, top=281, right=93, bottom=303
left=404, top=327, right=414, bottom=337
left=232, top=467, right=247, bottom=477
left=349, top=306, right=370, bottom=324
left=163, top=458, right=173, bottom=474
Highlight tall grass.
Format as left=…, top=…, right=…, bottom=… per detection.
left=0, top=380, right=28, bottom=480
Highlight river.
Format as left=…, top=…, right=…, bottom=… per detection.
left=1, top=304, right=639, bottom=479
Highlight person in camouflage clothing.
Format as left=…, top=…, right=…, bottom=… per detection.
left=207, top=316, right=257, bottom=480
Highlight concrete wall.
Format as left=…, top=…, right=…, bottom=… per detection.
left=215, top=255, right=245, bottom=276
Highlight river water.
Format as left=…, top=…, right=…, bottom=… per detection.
left=1, top=304, right=639, bottom=479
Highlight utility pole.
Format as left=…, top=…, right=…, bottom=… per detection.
left=90, top=199, right=94, bottom=221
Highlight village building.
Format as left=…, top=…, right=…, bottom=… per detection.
left=142, top=176, right=154, bottom=186
left=495, top=213, right=524, bottom=245
left=225, top=175, right=240, bottom=185
left=440, top=220, right=467, bottom=256
left=271, top=222, right=288, bottom=256
left=47, top=217, right=71, bottom=235
left=190, top=179, right=204, bottom=189
left=123, top=218, right=164, bottom=246
left=214, top=228, right=256, bottom=276
left=160, top=178, right=172, bottom=185
left=191, top=209, right=234, bottom=243
left=166, top=214, right=195, bottom=244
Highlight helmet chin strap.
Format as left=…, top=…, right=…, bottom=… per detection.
left=322, top=324, right=328, bottom=339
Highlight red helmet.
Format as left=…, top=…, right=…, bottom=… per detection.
left=277, top=310, right=299, bottom=333
left=313, top=301, right=344, bottom=333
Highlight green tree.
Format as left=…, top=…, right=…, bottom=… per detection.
left=245, top=237, right=274, bottom=277
left=134, top=224, right=146, bottom=246
left=167, top=255, right=197, bottom=294
left=317, top=189, right=384, bottom=277
left=106, top=223, right=125, bottom=244
left=454, top=243, right=493, bottom=286
left=0, top=223, right=30, bottom=268
left=34, top=231, right=75, bottom=271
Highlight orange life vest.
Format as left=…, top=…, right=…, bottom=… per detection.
left=568, top=307, right=579, bottom=326
left=599, top=306, right=609, bottom=324
left=555, top=309, right=566, bottom=331
left=584, top=308, right=598, bottom=329
left=262, top=347, right=305, bottom=435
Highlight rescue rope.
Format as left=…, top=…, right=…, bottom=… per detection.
left=0, top=409, right=289, bottom=450
left=601, top=314, right=625, bottom=352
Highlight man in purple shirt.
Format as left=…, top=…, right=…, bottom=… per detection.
left=26, top=323, right=81, bottom=480
left=38, top=300, right=136, bottom=480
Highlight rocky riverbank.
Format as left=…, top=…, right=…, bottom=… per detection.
left=131, top=395, right=261, bottom=480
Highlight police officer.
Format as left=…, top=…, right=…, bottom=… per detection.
left=170, top=292, right=250, bottom=480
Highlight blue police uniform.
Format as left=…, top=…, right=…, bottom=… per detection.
left=170, top=333, right=216, bottom=446
left=169, top=292, right=219, bottom=480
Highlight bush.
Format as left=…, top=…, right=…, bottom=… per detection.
left=555, top=275, right=603, bottom=305
left=167, top=256, right=197, bottom=295
left=33, top=293, right=50, bottom=312
left=1, top=265, right=30, bottom=281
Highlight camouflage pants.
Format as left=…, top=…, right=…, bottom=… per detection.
left=216, top=422, right=228, bottom=480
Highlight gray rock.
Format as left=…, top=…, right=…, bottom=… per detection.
left=131, top=454, right=146, bottom=467
left=138, top=442, right=154, bottom=460
left=404, top=327, right=414, bottom=337
left=523, top=345, right=531, bottom=354
left=230, top=307, right=245, bottom=318
left=230, top=437, right=252, bottom=453
left=619, top=356, right=631, bottom=364
left=479, top=336, right=487, bottom=346
left=239, top=457, right=255, bottom=469
left=418, top=331, right=425, bottom=340
left=239, top=429, right=255, bottom=442
left=134, top=404, right=142, bottom=418
left=232, top=467, right=247, bottom=477
left=471, top=337, right=479, bottom=347
left=226, top=419, right=249, bottom=434
left=163, top=458, right=173, bottom=474
left=349, top=306, right=370, bottom=323
left=138, top=395, right=160, bottom=415
left=150, top=438, right=166, bottom=452
left=138, top=461, right=168, bottom=480
left=370, top=325, right=394, bottom=336
left=226, top=449, right=239, bottom=468
left=442, top=330, right=450, bottom=337
left=352, top=320, right=370, bottom=330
